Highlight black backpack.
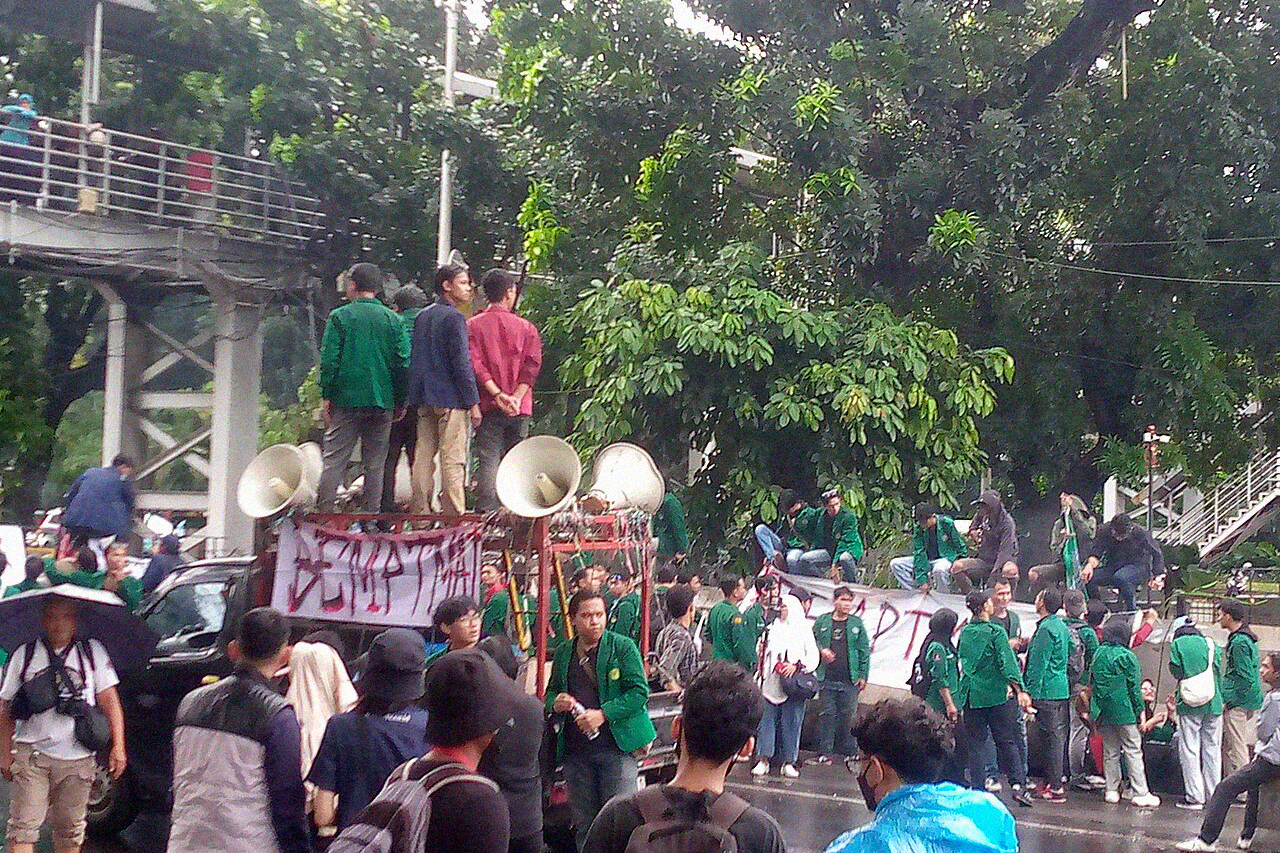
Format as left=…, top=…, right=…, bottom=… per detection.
left=908, top=641, right=934, bottom=699
left=1064, top=621, right=1087, bottom=684
left=623, top=786, right=749, bottom=853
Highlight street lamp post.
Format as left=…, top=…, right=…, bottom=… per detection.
left=437, top=0, right=458, bottom=265
left=1142, top=423, right=1171, bottom=531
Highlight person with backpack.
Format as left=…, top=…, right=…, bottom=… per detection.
left=811, top=586, right=869, bottom=765
left=581, top=660, right=786, bottom=853
left=308, top=628, right=431, bottom=835
left=956, top=590, right=1034, bottom=807
left=1023, top=587, right=1073, bottom=803
left=0, top=595, right=126, bottom=853
left=913, top=609, right=960, bottom=722
left=1079, top=621, right=1161, bottom=808
left=168, top=607, right=309, bottom=853
left=823, top=699, right=1018, bottom=853
left=1168, top=615, right=1225, bottom=811
left=1177, top=651, right=1280, bottom=853
left=1061, top=590, right=1100, bottom=790
left=330, top=648, right=513, bottom=853
left=1218, top=598, right=1263, bottom=778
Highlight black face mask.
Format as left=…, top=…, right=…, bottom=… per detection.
left=857, top=765, right=879, bottom=812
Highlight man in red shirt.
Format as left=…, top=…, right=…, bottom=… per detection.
left=468, top=269, right=543, bottom=512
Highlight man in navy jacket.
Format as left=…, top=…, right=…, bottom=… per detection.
left=63, top=455, right=136, bottom=546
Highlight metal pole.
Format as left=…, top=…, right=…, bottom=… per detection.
left=437, top=0, right=458, bottom=265
left=1120, top=27, right=1128, bottom=101
left=91, top=2, right=104, bottom=108
left=534, top=516, right=551, bottom=699
left=1147, top=444, right=1154, bottom=531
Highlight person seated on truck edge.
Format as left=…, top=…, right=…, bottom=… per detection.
left=581, top=660, right=786, bottom=853
left=428, top=595, right=481, bottom=666
left=548, top=590, right=655, bottom=853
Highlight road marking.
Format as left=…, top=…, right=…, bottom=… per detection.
left=724, top=781, right=1187, bottom=845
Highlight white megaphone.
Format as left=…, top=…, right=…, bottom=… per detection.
left=582, top=443, right=665, bottom=513
left=237, top=442, right=324, bottom=519
left=496, top=435, right=583, bottom=518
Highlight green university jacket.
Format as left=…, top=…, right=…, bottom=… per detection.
left=924, top=639, right=960, bottom=714
left=1023, top=614, right=1071, bottom=700
left=957, top=619, right=1024, bottom=710
left=546, top=630, right=656, bottom=754
left=653, top=493, right=689, bottom=557
left=1223, top=628, right=1264, bottom=711
left=1169, top=631, right=1224, bottom=716
left=609, top=591, right=642, bottom=645
left=706, top=600, right=747, bottom=667
left=319, top=296, right=409, bottom=409
left=1089, top=642, right=1144, bottom=725
left=795, top=507, right=864, bottom=560
left=912, top=515, right=966, bottom=585
left=45, top=557, right=143, bottom=609
left=812, top=612, right=870, bottom=683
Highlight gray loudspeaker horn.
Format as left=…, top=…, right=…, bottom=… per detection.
left=496, top=435, right=583, bottom=518
left=237, top=442, right=323, bottom=519
left=582, top=443, right=665, bottom=513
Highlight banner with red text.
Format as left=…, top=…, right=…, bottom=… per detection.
left=272, top=520, right=483, bottom=628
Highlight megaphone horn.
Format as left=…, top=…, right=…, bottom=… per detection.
left=237, top=443, right=322, bottom=519
left=582, top=443, right=665, bottom=514
left=496, top=435, right=583, bottom=518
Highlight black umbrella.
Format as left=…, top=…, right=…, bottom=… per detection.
left=0, top=585, right=160, bottom=670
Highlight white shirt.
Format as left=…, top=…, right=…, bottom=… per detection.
left=0, top=638, right=118, bottom=760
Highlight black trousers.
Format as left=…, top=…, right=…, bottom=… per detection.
left=474, top=413, right=530, bottom=512
left=1199, top=757, right=1280, bottom=843
left=965, top=697, right=1028, bottom=787
left=1031, top=697, right=1070, bottom=785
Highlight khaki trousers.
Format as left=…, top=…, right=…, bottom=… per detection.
left=7, top=743, right=97, bottom=847
left=1223, top=706, right=1257, bottom=777
left=412, top=405, right=469, bottom=515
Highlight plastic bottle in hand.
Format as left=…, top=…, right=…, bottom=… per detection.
left=570, top=699, right=600, bottom=740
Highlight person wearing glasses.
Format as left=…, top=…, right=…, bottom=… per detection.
left=426, top=595, right=481, bottom=666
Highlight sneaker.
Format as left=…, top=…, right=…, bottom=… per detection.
left=1132, top=794, right=1160, bottom=809
left=1033, top=781, right=1052, bottom=798
left=1238, top=835, right=1253, bottom=851
left=1085, top=774, right=1106, bottom=787
left=1175, top=839, right=1216, bottom=852
left=1176, top=799, right=1205, bottom=811
left=781, top=763, right=800, bottom=778
left=1043, top=787, right=1068, bottom=804
left=1071, top=776, right=1101, bottom=792
left=751, top=760, right=769, bottom=777
left=985, top=778, right=1003, bottom=793
left=1104, top=791, right=1120, bottom=804
left=811, top=755, right=833, bottom=765
left=1011, top=788, right=1035, bottom=808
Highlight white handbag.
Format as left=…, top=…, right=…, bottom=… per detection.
left=1179, top=636, right=1217, bottom=708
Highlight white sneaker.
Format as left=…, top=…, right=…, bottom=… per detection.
left=1104, top=791, right=1120, bottom=804
left=781, top=763, right=800, bottom=778
left=1238, top=836, right=1253, bottom=851
left=1175, top=839, right=1216, bottom=852
left=751, top=760, right=769, bottom=777
left=1132, top=794, right=1160, bottom=808
left=984, top=778, right=1003, bottom=792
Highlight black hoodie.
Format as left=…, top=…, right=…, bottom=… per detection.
left=975, top=489, right=1018, bottom=568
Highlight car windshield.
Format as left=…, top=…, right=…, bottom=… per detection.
left=146, top=580, right=228, bottom=644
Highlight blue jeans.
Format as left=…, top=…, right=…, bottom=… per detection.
left=792, top=549, right=857, bottom=582
left=756, top=698, right=805, bottom=765
left=755, top=523, right=784, bottom=559
left=1088, top=562, right=1147, bottom=611
left=563, top=748, right=638, bottom=851
left=819, top=680, right=859, bottom=757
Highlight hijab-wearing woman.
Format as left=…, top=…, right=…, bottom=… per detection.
left=751, top=593, right=818, bottom=779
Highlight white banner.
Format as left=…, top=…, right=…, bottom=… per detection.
left=272, top=520, right=483, bottom=628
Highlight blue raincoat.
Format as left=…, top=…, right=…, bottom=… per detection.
left=823, top=782, right=1018, bottom=853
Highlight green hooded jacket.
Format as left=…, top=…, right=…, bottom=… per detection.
left=1169, top=630, right=1224, bottom=716
left=795, top=506, right=864, bottom=560
left=912, top=516, right=966, bottom=584
left=1023, top=613, right=1071, bottom=700
left=1223, top=628, right=1264, bottom=711
left=1089, top=642, right=1144, bottom=724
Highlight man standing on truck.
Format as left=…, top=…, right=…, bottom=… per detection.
left=548, top=590, right=656, bottom=852
left=316, top=262, right=410, bottom=514
left=607, top=567, right=641, bottom=646
left=168, top=607, right=310, bottom=853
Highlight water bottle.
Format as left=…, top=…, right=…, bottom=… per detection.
left=570, top=699, right=600, bottom=740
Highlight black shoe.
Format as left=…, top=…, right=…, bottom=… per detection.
left=1012, top=789, right=1035, bottom=808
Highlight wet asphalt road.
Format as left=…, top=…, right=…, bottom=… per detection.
left=0, top=763, right=1249, bottom=852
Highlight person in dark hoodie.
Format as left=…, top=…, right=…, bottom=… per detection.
left=476, top=635, right=545, bottom=853
left=1080, top=513, right=1165, bottom=612
left=949, top=490, right=1019, bottom=595
left=141, top=534, right=183, bottom=595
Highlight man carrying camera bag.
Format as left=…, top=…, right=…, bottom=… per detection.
left=0, top=595, right=126, bottom=853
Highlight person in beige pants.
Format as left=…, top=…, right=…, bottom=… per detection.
left=406, top=263, right=481, bottom=515
left=1219, top=599, right=1264, bottom=777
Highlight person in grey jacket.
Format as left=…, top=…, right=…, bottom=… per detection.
left=1178, top=650, right=1280, bottom=852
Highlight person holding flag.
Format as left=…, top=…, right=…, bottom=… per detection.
left=1029, top=493, right=1097, bottom=596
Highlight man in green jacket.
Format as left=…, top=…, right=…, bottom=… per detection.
left=706, top=576, right=751, bottom=668
left=1023, top=588, right=1072, bottom=802
left=812, top=586, right=869, bottom=764
left=1218, top=598, right=1264, bottom=777
left=1169, top=618, right=1224, bottom=809
left=793, top=488, right=864, bottom=582
left=607, top=567, right=642, bottom=646
left=46, top=543, right=143, bottom=609
left=653, top=489, right=689, bottom=566
left=1063, top=589, right=1100, bottom=788
left=547, top=590, right=655, bottom=851
left=890, top=502, right=966, bottom=593
left=957, top=589, right=1034, bottom=807
left=1083, top=621, right=1161, bottom=807
left=316, top=262, right=410, bottom=513
left=3, top=556, right=45, bottom=599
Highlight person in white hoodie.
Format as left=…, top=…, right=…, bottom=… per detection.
left=751, top=593, right=819, bottom=779
left=1178, top=650, right=1280, bottom=852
